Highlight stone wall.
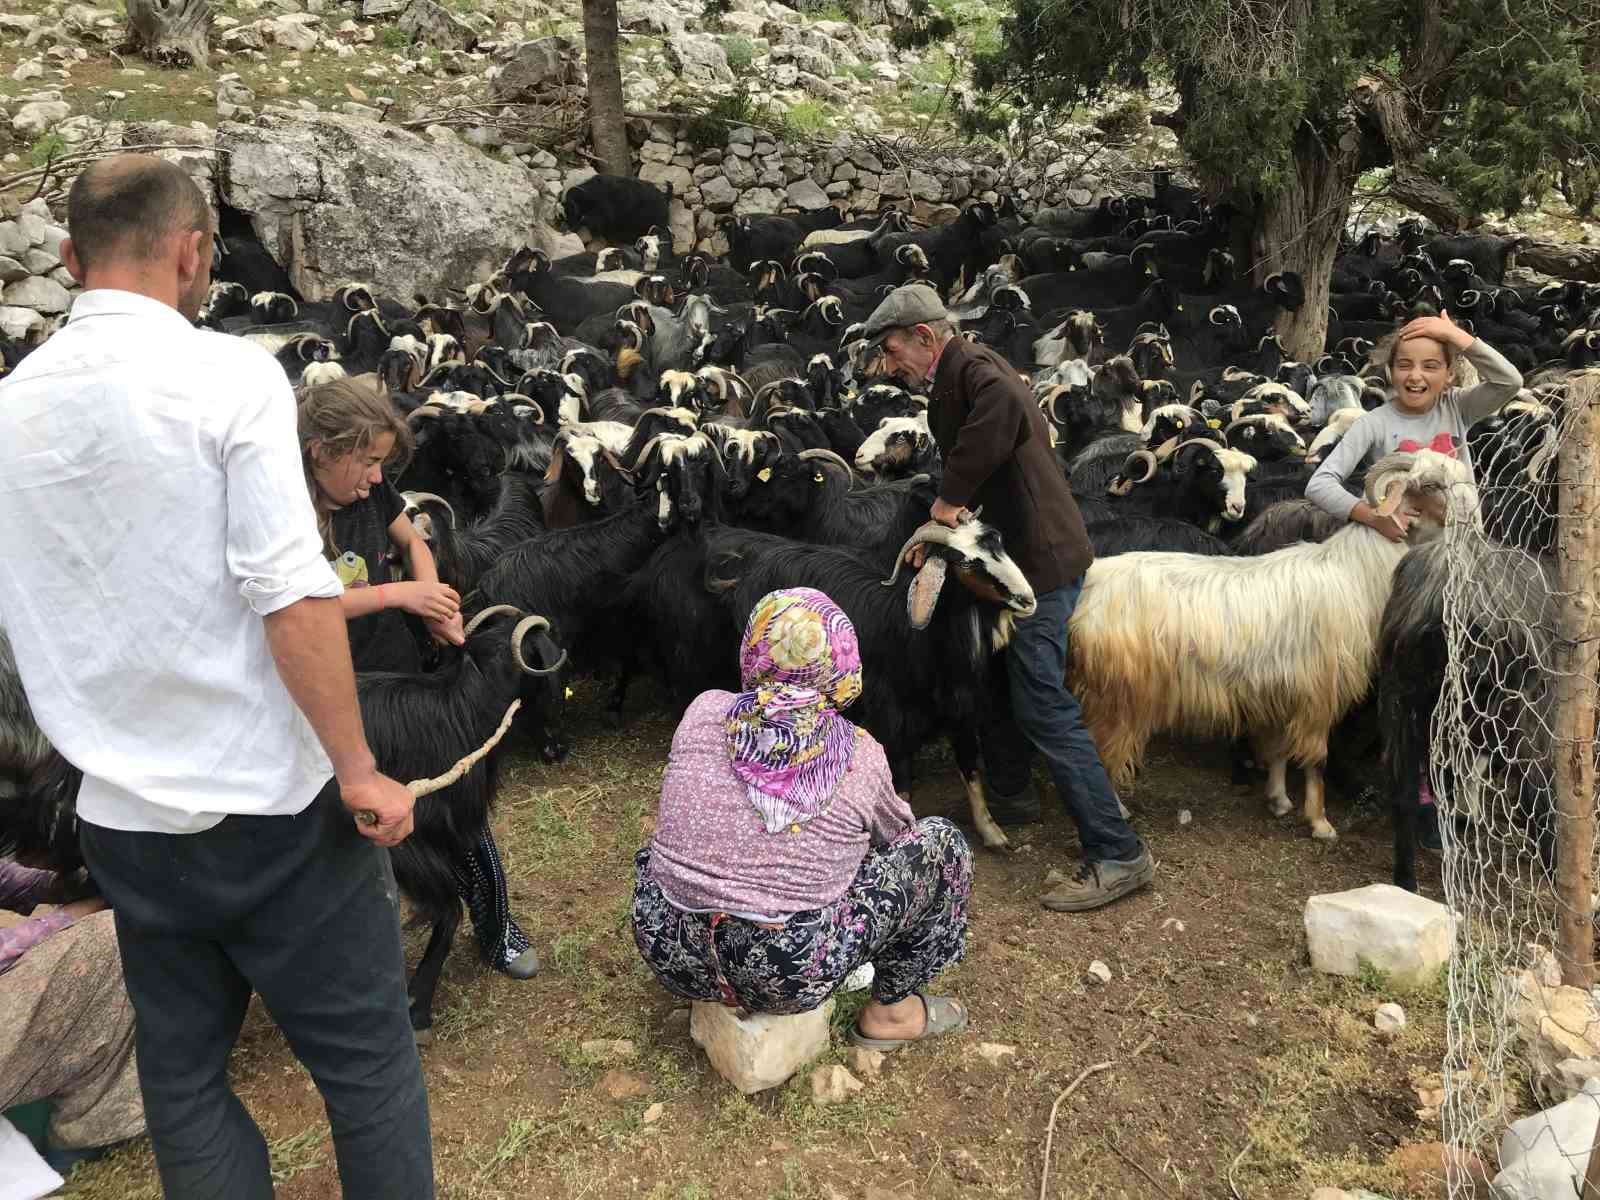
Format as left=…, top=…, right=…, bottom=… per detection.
left=0, top=199, right=76, bottom=342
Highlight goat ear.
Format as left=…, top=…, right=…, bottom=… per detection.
left=905, top=555, right=948, bottom=630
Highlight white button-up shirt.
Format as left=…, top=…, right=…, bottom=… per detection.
left=0, top=289, right=343, bottom=833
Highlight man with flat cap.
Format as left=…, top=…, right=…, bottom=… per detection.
left=860, top=283, right=1153, bottom=912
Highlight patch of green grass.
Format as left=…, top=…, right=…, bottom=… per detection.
left=722, top=35, right=755, bottom=74
left=268, top=1128, right=327, bottom=1184
left=905, top=89, right=947, bottom=117
left=377, top=24, right=411, bottom=49
left=470, top=1109, right=580, bottom=1183
left=810, top=0, right=849, bottom=19
left=781, top=100, right=833, bottom=139
left=842, top=62, right=875, bottom=82
left=29, top=131, right=67, bottom=166
left=549, top=930, right=588, bottom=976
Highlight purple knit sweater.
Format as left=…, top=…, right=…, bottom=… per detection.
left=647, top=691, right=915, bottom=920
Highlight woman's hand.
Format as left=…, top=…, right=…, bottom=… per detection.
left=1398, top=310, right=1474, bottom=352
left=390, top=580, right=461, bottom=624
left=426, top=611, right=466, bottom=647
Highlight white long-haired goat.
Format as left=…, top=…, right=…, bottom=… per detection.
left=1065, top=449, right=1478, bottom=840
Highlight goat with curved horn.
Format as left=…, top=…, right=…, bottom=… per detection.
left=510, top=615, right=568, bottom=676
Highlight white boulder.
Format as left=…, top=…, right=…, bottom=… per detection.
left=2, top=275, right=72, bottom=314
left=690, top=999, right=832, bottom=1094
left=12, top=100, right=71, bottom=140
left=218, top=109, right=566, bottom=302
left=0, top=305, right=47, bottom=340
left=809, top=1064, right=864, bottom=1105
left=666, top=33, right=735, bottom=85
left=1494, top=1077, right=1600, bottom=1199
left=785, top=177, right=831, bottom=210
left=1303, top=883, right=1455, bottom=987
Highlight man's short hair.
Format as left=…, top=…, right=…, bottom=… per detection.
left=66, top=154, right=212, bottom=272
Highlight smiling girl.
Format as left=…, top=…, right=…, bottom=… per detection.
left=1305, top=311, right=1524, bottom=540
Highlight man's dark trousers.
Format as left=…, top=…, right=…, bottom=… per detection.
left=981, top=580, right=1143, bottom=863
left=79, top=781, right=434, bottom=1200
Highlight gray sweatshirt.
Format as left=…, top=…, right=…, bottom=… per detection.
left=1304, top=339, right=1524, bottom=521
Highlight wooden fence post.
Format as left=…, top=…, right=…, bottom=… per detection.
left=1554, top=369, right=1600, bottom=992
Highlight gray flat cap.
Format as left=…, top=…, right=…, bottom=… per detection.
left=860, top=283, right=947, bottom=355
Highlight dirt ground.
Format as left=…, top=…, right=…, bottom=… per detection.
left=58, top=676, right=1463, bottom=1200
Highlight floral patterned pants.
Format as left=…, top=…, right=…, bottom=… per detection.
left=631, top=816, right=972, bottom=1013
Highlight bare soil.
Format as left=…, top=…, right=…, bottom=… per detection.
left=58, top=675, right=1463, bottom=1200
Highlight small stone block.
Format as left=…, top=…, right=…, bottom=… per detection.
left=1304, top=884, right=1455, bottom=987
left=690, top=999, right=832, bottom=1094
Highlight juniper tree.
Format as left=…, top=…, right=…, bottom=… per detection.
left=970, top=0, right=1599, bottom=357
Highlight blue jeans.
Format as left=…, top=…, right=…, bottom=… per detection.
left=981, top=580, right=1143, bottom=863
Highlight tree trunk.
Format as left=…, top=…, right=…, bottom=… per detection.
left=1353, top=75, right=1476, bottom=233
left=582, top=0, right=631, bottom=178
left=1518, top=239, right=1600, bottom=284
left=1250, top=122, right=1363, bottom=363
left=125, top=0, right=210, bottom=67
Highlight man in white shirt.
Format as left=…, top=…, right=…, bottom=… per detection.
left=0, top=155, right=435, bottom=1198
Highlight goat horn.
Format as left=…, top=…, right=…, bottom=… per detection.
left=402, top=491, right=457, bottom=527
left=797, top=448, right=855, bottom=478
left=406, top=406, right=444, bottom=423
left=463, top=604, right=524, bottom=639
left=1120, top=449, right=1160, bottom=486
left=1365, top=462, right=1413, bottom=517
left=510, top=615, right=568, bottom=676
left=880, top=521, right=968, bottom=588
left=405, top=699, right=521, bottom=798
left=629, top=433, right=669, bottom=472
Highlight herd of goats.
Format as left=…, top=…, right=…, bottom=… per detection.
left=3, top=169, right=1600, bottom=1035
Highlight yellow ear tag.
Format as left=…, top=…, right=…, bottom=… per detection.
left=1177, top=304, right=1184, bottom=311
left=564, top=687, right=574, bottom=700
left=813, top=472, right=825, bottom=483
left=1207, top=419, right=1222, bottom=429
left=790, top=823, right=801, bottom=834
left=757, top=467, right=773, bottom=482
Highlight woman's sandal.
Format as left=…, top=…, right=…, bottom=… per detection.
left=846, top=992, right=968, bottom=1051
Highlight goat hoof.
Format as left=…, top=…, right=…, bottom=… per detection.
left=412, top=1025, right=435, bottom=1048
left=1268, top=798, right=1292, bottom=818
left=1310, top=822, right=1338, bottom=841
left=979, top=827, right=1014, bottom=853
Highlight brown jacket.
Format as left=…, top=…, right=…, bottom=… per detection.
left=927, top=337, right=1093, bottom=594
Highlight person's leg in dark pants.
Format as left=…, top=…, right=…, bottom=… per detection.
left=453, top=818, right=540, bottom=979
left=978, top=654, right=1043, bottom=826
left=999, top=581, right=1153, bottom=909
left=81, top=784, right=435, bottom=1200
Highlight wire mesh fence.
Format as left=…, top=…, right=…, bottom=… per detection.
left=1435, top=368, right=1600, bottom=1198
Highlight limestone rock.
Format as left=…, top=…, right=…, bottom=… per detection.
left=1511, top=969, right=1600, bottom=1096
left=1494, top=1082, right=1599, bottom=1200
left=690, top=999, right=832, bottom=1094
left=0, top=305, right=47, bottom=341
left=809, top=1064, right=864, bottom=1105
left=1553, top=1058, right=1600, bottom=1101
left=666, top=33, right=734, bottom=86
left=723, top=155, right=756, bottom=189
left=640, top=162, right=693, bottom=195
left=396, top=0, right=477, bottom=50
left=1086, top=960, right=1112, bottom=985
left=734, top=187, right=779, bottom=215
left=264, top=13, right=321, bottom=50
left=906, top=168, right=943, bottom=202
left=846, top=1046, right=884, bottom=1080
left=1310, top=1190, right=1351, bottom=1200
left=0, top=223, right=28, bottom=258
left=12, top=60, right=45, bottom=83
left=490, top=36, right=580, bottom=100
left=0, top=257, right=27, bottom=284
left=216, top=77, right=257, bottom=120
left=19, top=248, right=59, bottom=275
left=699, top=175, right=737, bottom=210
left=642, top=1101, right=664, bottom=1124
left=618, top=0, right=684, bottom=36
left=219, top=109, right=565, bottom=302
left=3, top=275, right=71, bottom=313
left=12, top=100, right=71, bottom=139
left=1374, top=1003, right=1407, bottom=1037
left=1303, top=884, right=1455, bottom=987
left=720, top=11, right=765, bottom=36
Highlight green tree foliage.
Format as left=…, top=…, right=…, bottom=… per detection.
left=969, top=0, right=1597, bottom=226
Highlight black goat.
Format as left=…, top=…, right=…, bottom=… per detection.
left=560, top=175, right=671, bottom=243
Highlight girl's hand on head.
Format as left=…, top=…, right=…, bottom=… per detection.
left=394, top=580, right=460, bottom=623
left=1398, top=310, right=1474, bottom=351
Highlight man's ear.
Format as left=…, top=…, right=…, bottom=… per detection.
left=178, top=227, right=207, bottom=284
left=60, top=237, right=86, bottom=285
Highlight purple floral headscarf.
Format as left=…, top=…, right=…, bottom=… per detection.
left=725, top=587, right=864, bottom=833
